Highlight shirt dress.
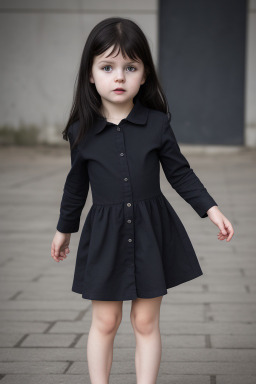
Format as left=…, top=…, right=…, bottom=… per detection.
left=56, top=96, right=218, bottom=301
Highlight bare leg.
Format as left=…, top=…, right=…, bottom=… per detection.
left=130, top=296, right=163, bottom=384
left=87, top=300, right=123, bottom=384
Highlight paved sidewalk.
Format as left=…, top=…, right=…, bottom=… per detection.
left=0, top=145, right=256, bottom=384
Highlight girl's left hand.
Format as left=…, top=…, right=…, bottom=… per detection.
left=206, top=206, right=234, bottom=242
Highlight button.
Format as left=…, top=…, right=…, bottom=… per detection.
left=127, top=219, right=132, bottom=223
left=127, top=203, right=131, bottom=207
left=124, top=178, right=128, bottom=181
left=128, top=238, right=133, bottom=242
left=120, top=153, right=124, bottom=156
left=117, top=127, right=121, bottom=131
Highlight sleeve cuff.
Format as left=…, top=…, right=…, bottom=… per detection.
left=192, top=198, right=218, bottom=218
left=56, top=219, right=80, bottom=233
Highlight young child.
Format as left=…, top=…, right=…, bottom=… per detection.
left=51, top=17, right=234, bottom=384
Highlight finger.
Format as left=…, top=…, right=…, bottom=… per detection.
left=217, top=220, right=227, bottom=236
left=51, top=242, right=56, bottom=256
left=224, top=221, right=234, bottom=241
left=60, top=250, right=65, bottom=257
left=226, top=226, right=234, bottom=241
left=59, top=248, right=67, bottom=260
left=218, top=230, right=228, bottom=240
left=221, top=225, right=227, bottom=236
left=54, top=244, right=61, bottom=257
left=51, top=243, right=59, bottom=261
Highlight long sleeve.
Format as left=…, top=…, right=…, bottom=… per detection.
left=158, top=114, right=218, bottom=218
left=56, top=122, right=90, bottom=233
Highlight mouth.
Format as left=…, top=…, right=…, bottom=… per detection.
left=113, top=88, right=125, bottom=91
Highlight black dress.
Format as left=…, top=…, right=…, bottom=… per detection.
left=56, top=96, right=218, bottom=301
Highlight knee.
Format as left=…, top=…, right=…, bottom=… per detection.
left=131, top=314, right=158, bottom=335
left=93, top=313, right=122, bottom=335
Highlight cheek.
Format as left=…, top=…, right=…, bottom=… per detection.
left=96, top=71, right=111, bottom=84
left=129, top=72, right=144, bottom=85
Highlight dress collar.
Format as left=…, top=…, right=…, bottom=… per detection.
left=93, top=97, right=149, bottom=134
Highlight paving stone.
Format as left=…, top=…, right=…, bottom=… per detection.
left=158, top=321, right=256, bottom=335
left=209, top=303, right=256, bottom=322
left=216, top=375, right=256, bottom=384
left=0, top=334, right=24, bottom=348
left=0, top=291, right=19, bottom=300
left=0, top=310, right=80, bottom=322
left=0, top=274, right=41, bottom=282
left=159, top=361, right=256, bottom=375
left=20, top=334, right=78, bottom=347
left=206, top=283, right=248, bottom=293
left=0, top=300, right=90, bottom=311
left=162, top=292, right=256, bottom=303
left=0, top=281, right=73, bottom=293
left=161, top=348, right=256, bottom=362
left=0, top=348, right=84, bottom=362
left=0, top=321, right=49, bottom=334
left=0, top=362, right=69, bottom=374
left=48, top=321, right=90, bottom=334
left=247, top=285, right=256, bottom=292
left=200, top=276, right=256, bottom=283
left=15, top=290, right=79, bottom=300
left=211, top=334, right=256, bottom=349
left=150, top=376, right=210, bottom=384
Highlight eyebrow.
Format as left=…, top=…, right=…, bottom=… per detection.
left=98, top=60, right=139, bottom=64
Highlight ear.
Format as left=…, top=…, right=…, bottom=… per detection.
left=89, top=73, right=95, bottom=83
left=141, top=73, right=147, bottom=85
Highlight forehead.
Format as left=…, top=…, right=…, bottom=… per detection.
left=93, top=46, right=141, bottom=64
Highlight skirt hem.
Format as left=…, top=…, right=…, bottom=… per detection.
left=71, top=271, right=203, bottom=301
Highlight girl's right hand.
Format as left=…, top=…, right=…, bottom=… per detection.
left=51, top=231, right=71, bottom=262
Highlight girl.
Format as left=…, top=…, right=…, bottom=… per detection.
left=51, top=17, right=234, bottom=384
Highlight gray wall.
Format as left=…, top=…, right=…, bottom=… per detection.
left=0, top=0, right=255, bottom=147
left=0, top=0, right=158, bottom=143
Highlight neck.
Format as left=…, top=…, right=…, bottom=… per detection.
left=100, top=99, right=134, bottom=120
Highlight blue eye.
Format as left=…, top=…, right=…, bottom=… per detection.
left=127, top=66, right=136, bottom=72
left=102, top=66, right=136, bottom=72
left=103, top=65, right=111, bottom=72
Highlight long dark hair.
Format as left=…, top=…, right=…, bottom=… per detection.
left=63, top=17, right=171, bottom=149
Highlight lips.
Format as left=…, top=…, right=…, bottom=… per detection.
left=114, top=88, right=125, bottom=91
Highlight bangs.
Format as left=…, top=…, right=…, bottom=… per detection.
left=93, top=28, right=142, bottom=64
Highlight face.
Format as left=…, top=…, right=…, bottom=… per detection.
left=89, top=45, right=146, bottom=107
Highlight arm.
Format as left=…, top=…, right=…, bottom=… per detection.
left=56, top=122, right=90, bottom=233
left=51, top=122, right=89, bottom=262
left=158, top=114, right=234, bottom=241
left=158, top=114, right=217, bottom=218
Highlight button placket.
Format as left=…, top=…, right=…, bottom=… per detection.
left=115, top=124, right=135, bottom=267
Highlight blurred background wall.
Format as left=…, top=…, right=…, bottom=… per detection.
left=0, top=0, right=255, bottom=146
left=159, top=0, right=247, bottom=146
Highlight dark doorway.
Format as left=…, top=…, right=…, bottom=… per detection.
left=158, top=0, right=247, bottom=145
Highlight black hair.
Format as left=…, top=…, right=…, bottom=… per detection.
left=62, top=17, right=171, bottom=149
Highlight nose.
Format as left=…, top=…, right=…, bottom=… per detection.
left=115, top=68, right=125, bottom=82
